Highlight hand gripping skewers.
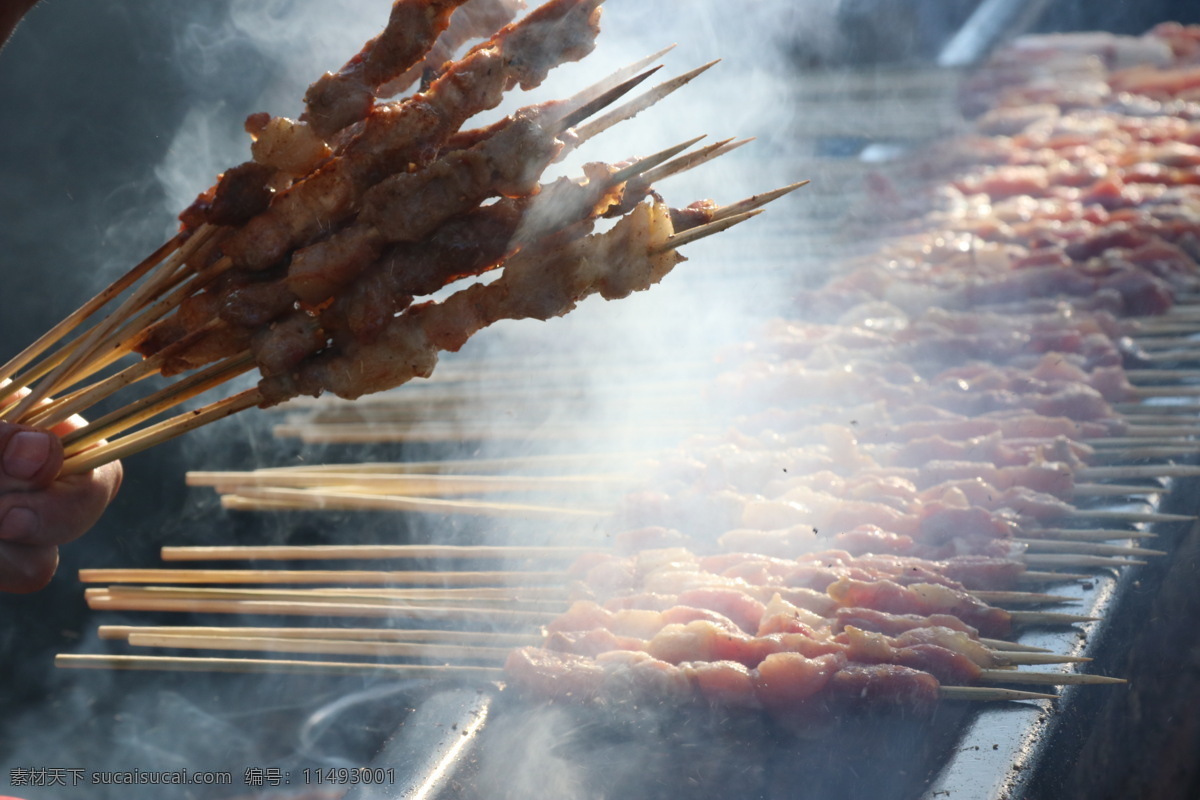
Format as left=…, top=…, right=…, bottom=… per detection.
left=0, top=0, right=799, bottom=475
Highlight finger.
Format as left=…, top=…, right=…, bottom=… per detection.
left=0, top=425, right=63, bottom=491
left=0, top=540, right=58, bottom=594
left=0, top=460, right=123, bottom=548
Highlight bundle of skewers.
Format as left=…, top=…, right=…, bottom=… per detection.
left=0, top=0, right=797, bottom=473
left=57, top=22, right=1200, bottom=728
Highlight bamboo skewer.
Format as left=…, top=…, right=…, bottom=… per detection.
left=88, top=585, right=569, bottom=609
left=95, top=624, right=1087, bottom=668
left=1015, top=571, right=1092, bottom=584
left=78, top=567, right=569, bottom=586
left=61, top=353, right=256, bottom=457
left=1022, top=554, right=1147, bottom=569
left=117, top=632, right=1088, bottom=669
left=86, top=594, right=559, bottom=624
left=974, top=669, right=1125, bottom=687
left=1056, top=509, right=1192, bottom=524
left=1029, top=528, right=1156, bottom=541
left=89, top=582, right=1065, bottom=613
left=1009, top=610, right=1099, bottom=626
left=181, top=472, right=631, bottom=498
left=125, top=632, right=513, bottom=661
left=990, top=652, right=1091, bottom=667
left=160, top=544, right=596, bottom=561
left=1127, top=385, right=1200, bottom=398
left=937, top=687, right=1057, bottom=702
left=60, top=388, right=263, bottom=475
left=55, top=653, right=505, bottom=680
left=53, top=653, right=1068, bottom=700
left=1013, top=539, right=1165, bottom=557
left=1072, top=482, right=1166, bottom=497
left=216, top=487, right=611, bottom=518
left=270, top=420, right=714, bottom=445
left=1077, top=464, right=1200, bottom=481
left=1114, top=401, right=1200, bottom=415
left=969, top=591, right=1077, bottom=606
left=96, top=625, right=543, bottom=646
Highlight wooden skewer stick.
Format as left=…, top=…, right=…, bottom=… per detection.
left=549, top=65, right=663, bottom=134
left=1072, top=482, right=1166, bottom=497
left=1123, top=367, right=1200, bottom=379
left=216, top=486, right=610, bottom=519
left=636, top=138, right=751, bottom=187
left=89, top=585, right=568, bottom=610
left=1015, top=570, right=1092, bottom=584
left=1119, top=408, right=1200, bottom=421
left=1087, top=434, right=1200, bottom=446
left=1058, top=509, right=1192, bottom=524
left=1119, top=422, right=1200, bottom=434
left=1084, top=448, right=1195, bottom=460
left=160, top=544, right=595, bottom=561
left=975, top=669, right=1125, bottom=687
left=60, top=387, right=262, bottom=475
left=562, top=45, right=677, bottom=109
left=1127, top=384, right=1200, bottom=398
left=978, top=638, right=1053, bottom=653
left=86, top=594, right=558, bottom=623
left=1029, top=528, right=1156, bottom=541
left=1014, top=539, right=1165, bottom=557
left=78, top=567, right=568, bottom=586
left=970, top=591, right=1077, bottom=606
left=1078, top=464, right=1200, bottom=481
left=1085, top=449, right=1199, bottom=463
left=192, top=452, right=649, bottom=477
left=1126, top=339, right=1200, bottom=352
left=937, top=686, right=1057, bottom=702
left=1022, top=554, right=1146, bottom=569
left=97, top=625, right=542, bottom=646
left=572, top=61, right=720, bottom=144
left=308, top=586, right=568, bottom=599
left=0, top=232, right=187, bottom=397
left=991, top=652, right=1091, bottom=667
left=654, top=208, right=763, bottom=252
left=185, top=472, right=630, bottom=498
left=270, top=420, right=708, bottom=444
left=708, top=181, right=811, bottom=223
left=1128, top=349, right=1200, bottom=362
left=53, top=654, right=1072, bottom=699
left=122, top=632, right=1089, bottom=669
left=126, top=633, right=513, bottom=662
left=1113, top=401, right=1200, bottom=415
left=55, top=653, right=505, bottom=680
left=1009, top=610, right=1099, bottom=626
left=94, top=583, right=1060, bottom=615
left=60, top=353, right=256, bottom=456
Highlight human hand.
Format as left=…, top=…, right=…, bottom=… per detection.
left=0, top=421, right=122, bottom=593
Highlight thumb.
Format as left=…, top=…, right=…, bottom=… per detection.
left=0, top=424, right=63, bottom=491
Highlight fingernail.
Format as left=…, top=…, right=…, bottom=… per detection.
left=0, top=507, right=38, bottom=541
left=3, top=431, right=51, bottom=480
